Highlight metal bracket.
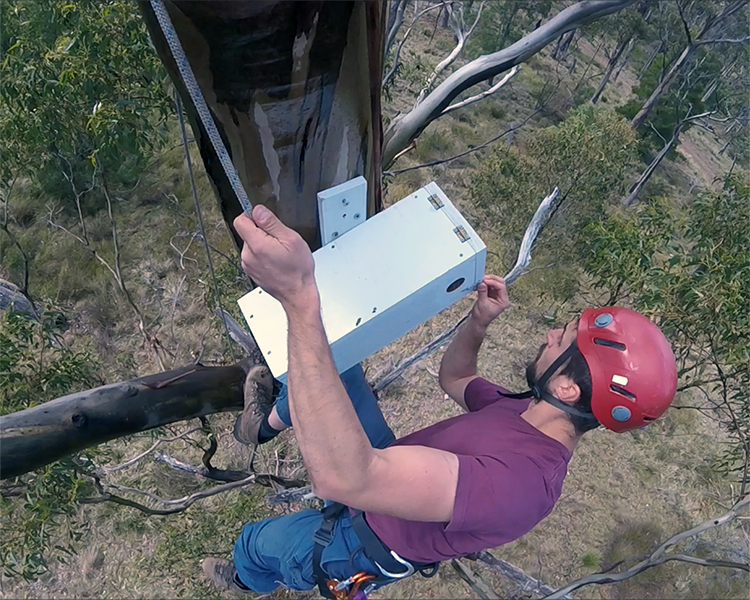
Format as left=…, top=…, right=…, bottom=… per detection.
left=317, top=177, right=368, bottom=246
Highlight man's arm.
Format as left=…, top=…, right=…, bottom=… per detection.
left=439, top=276, right=509, bottom=410
left=234, top=207, right=458, bottom=522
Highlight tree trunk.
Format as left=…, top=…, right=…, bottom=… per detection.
left=591, top=34, right=632, bottom=103
left=625, top=121, right=683, bottom=205
left=139, top=1, right=385, bottom=251
left=611, top=36, right=636, bottom=82
left=637, top=41, right=663, bottom=79
left=0, top=362, right=249, bottom=479
left=631, top=43, right=696, bottom=129
left=553, top=29, right=576, bottom=60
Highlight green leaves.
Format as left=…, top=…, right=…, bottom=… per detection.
left=0, top=0, right=171, bottom=188
left=470, top=106, right=638, bottom=297
left=1, top=308, right=100, bottom=579
left=582, top=173, right=750, bottom=476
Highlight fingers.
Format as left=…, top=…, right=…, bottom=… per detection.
left=476, top=281, right=488, bottom=300
left=253, top=204, right=287, bottom=238
left=233, top=213, right=259, bottom=245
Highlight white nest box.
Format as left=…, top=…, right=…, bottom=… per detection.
left=238, top=179, right=486, bottom=382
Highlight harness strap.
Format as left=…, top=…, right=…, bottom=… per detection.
left=351, top=511, right=438, bottom=577
left=313, top=503, right=348, bottom=599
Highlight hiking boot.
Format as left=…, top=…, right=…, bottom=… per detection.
left=201, top=558, right=251, bottom=593
left=233, top=364, right=274, bottom=446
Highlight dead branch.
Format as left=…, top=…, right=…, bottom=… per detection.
left=81, top=474, right=257, bottom=516
left=383, top=1, right=448, bottom=87
left=100, top=426, right=205, bottom=474
left=372, top=188, right=560, bottom=392
left=544, top=494, right=750, bottom=598
left=153, top=452, right=306, bottom=488
left=440, top=66, right=520, bottom=116
left=474, top=551, right=566, bottom=598
left=414, top=1, right=487, bottom=106
left=384, top=0, right=408, bottom=58
left=46, top=160, right=167, bottom=370
left=451, top=558, right=500, bottom=599
left=266, top=485, right=316, bottom=505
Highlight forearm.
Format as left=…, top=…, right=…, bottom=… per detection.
left=284, top=292, right=374, bottom=497
left=439, top=314, right=487, bottom=386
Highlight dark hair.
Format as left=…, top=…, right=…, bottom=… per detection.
left=526, top=344, right=599, bottom=435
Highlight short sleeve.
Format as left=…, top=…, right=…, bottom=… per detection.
left=446, top=453, right=549, bottom=538
left=464, top=377, right=511, bottom=412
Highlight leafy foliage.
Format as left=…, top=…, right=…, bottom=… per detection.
left=582, top=173, right=750, bottom=475
left=1, top=309, right=101, bottom=580
left=470, top=106, right=637, bottom=296
left=0, top=0, right=171, bottom=198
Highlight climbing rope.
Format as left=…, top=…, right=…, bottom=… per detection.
left=149, top=0, right=253, bottom=215
left=173, top=90, right=236, bottom=362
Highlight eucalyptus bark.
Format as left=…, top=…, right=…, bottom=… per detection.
left=140, top=0, right=385, bottom=251
left=0, top=362, right=248, bottom=479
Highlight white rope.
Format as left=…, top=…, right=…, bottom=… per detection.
left=150, top=0, right=253, bottom=215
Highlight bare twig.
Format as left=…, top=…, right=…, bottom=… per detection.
left=383, top=1, right=448, bottom=87
left=154, top=452, right=306, bottom=488
left=474, top=551, right=566, bottom=598
left=81, top=474, right=257, bottom=515
left=440, top=66, right=520, bottom=116
left=415, top=1, right=487, bottom=106
left=544, top=494, right=750, bottom=598
left=267, top=485, right=316, bottom=505
left=100, top=426, right=204, bottom=474
left=451, top=559, right=500, bottom=599
left=372, top=188, right=560, bottom=392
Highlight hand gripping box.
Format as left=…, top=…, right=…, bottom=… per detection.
left=237, top=181, right=486, bottom=382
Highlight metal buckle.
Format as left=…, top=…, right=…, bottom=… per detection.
left=313, top=527, right=334, bottom=546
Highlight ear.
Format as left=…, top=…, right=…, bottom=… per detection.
left=549, top=375, right=581, bottom=405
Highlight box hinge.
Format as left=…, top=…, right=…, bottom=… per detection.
left=453, top=226, right=470, bottom=243
left=427, top=193, right=444, bottom=210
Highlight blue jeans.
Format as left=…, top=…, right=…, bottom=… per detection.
left=233, top=364, right=396, bottom=592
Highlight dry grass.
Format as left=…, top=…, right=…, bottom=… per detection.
left=2, top=6, right=747, bottom=600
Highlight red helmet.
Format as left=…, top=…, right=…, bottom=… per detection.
left=577, top=307, right=677, bottom=432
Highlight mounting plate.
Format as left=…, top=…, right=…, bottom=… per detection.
left=317, top=176, right=367, bottom=246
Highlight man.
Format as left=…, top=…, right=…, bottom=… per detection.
left=202, top=205, right=677, bottom=597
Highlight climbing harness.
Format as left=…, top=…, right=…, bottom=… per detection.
left=149, top=0, right=253, bottom=215
left=313, top=503, right=438, bottom=599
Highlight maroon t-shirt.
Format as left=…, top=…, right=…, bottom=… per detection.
left=365, top=377, right=571, bottom=564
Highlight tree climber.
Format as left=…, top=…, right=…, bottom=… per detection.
left=201, top=205, right=678, bottom=598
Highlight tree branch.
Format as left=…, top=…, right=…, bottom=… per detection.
left=414, top=1, right=487, bottom=106
left=696, top=36, right=750, bottom=46
left=383, top=1, right=448, bottom=87
left=383, top=0, right=633, bottom=166
left=384, top=97, right=547, bottom=176
left=544, top=494, right=750, bottom=598
left=80, top=474, right=257, bottom=516
left=473, top=551, right=567, bottom=598
left=440, top=65, right=520, bottom=116
left=451, top=558, right=500, bottom=599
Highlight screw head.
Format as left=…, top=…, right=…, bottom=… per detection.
left=354, top=213, right=361, bottom=219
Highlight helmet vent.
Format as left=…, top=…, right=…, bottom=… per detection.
left=594, top=338, right=626, bottom=351
left=610, top=384, right=636, bottom=401
left=642, top=416, right=655, bottom=422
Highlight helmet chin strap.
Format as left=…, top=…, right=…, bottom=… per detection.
left=500, top=342, right=600, bottom=423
